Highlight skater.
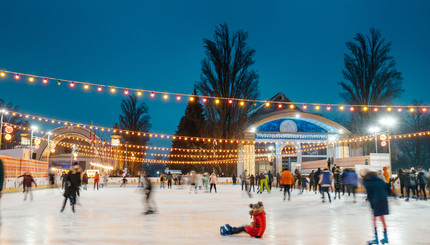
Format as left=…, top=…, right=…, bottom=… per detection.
left=393, top=169, right=406, bottom=198
left=209, top=173, right=217, bottom=193
left=314, top=168, right=322, bottom=194
left=82, top=172, right=88, bottom=190
left=159, top=172, right=165, bottom=189
left=241, top=170, right=248, bottom=191
left=276, top=172, right=280, bottom=189
left=259, top=172, right=271, bottom=193
left=197, top=172, right=204, bottom=190
left=363, top=171, right=389, bottom=245
left=405, top=168, right=418, bottom=201
left=280, top=168, right=294, bottom=201
left=203, top=173, right=210, bottom=192
left=189, top=170, right=197, bottom=193
left=94, top=172, right=100, bottom=190
left=300, top=175, right=308, bottom=194
left=48, top=171, right=55, bottom=188
left=60, top=171, right=67, bottom=190
left=268, top=171, right=273, bottom=189
left=166, top=172, right=173, bottom=189
left=232, top=174, right=237, bottom=186
left=249, top=174, right=255, bottom=192
left=309, top=170, right=315, bottom=192
left=343, top=168, right=358, bottom=201
left=120, top=173, right=128, bottom=187
left=319, top=167, right=333, bottom=203
left=333, top=168, right=342, bottom=199
left=417, top=167, right=427, bottom=200
left=20, top=171, right=37, bottom=201
left=142, top=171, right=156, bottom=214
left=220, top=202, right=266, bottom=238
left=61, top=162, right=82, bottom=213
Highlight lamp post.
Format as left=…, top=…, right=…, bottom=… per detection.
left=368, top=127, right=380, bottom=153
left=379, top=117, right=396, bottom=177
left=30, top=125, right=38, bottom=159
left=47, top=131, right=52, bottom=164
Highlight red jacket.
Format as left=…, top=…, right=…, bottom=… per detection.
left=245, top=210, right=266, bottom=238
left=23, top=175, right=37, bottom=187
left=280, top=170, right=294, bottom=185
left=94, top=176, right=100, bottom=183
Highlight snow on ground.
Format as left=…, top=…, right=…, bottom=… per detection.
left=0, top=184, right=429, bottom=245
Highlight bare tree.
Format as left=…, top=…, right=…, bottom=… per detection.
left=339, top=28, right=403, bottom=154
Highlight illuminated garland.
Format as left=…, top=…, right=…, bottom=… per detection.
left=0, top=69, right=428, bottom=111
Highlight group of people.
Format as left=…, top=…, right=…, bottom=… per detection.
left=188, top=170, right=218, bottom=193
left=394, top=167, right=430, bottom=201
left=240, top=170, right=274, bottom=194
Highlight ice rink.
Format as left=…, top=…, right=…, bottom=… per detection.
left=1, top=184, right=429, bottom=244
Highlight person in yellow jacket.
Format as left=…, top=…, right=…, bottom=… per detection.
left=258, top=172, right=271, bottom=194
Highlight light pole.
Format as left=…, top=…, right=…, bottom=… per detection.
left=47, top=131, right=52, bottom=164
left=379, top=117, right=396, bottom=177
left=368, top=127, right=380, bottom=153
left=0, top=109, right=7, bottom=149
left=30, top=125, right=38, bottom=159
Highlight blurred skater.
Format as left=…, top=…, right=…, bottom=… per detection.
left=249, top=174, right=255, bottom=192
left=61, top=162, right=82, bottom=213
left=280, top=168, right=294, bottom=201
left=232, top=174, right=237, bottom=186
left=19, top=171, right=37, bottom=201
left=143, top=171, right=156, bottom=215
left=189, top=170, right=197, bottom=194
left=209, top=173, right=217, bottom=193
left=300, top=175, right=308, bottom=194
left=259, top=172, right=271, bottom=194
left=94, top=172, right=100, bottom=190
left=417, top=167, right=428, bottom=200
left=159, top=172, right=165, bottom=189
left=343, top=168, right=358, bottom=202
left=333, top=168, right=342, bottom=200
left=82, top=172, right=88, bottom=190
left=48, top=171, right=55, bottom=188
left=319, top=167, right=333, bottom=203
left=120, top=173, right=128, bottom=187
left=166, top=172, right=173, bottom=189
left=60, top=171, right=67, bottom=189
left=363, top=171, right=389, bottom=245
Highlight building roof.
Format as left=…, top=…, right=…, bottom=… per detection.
left=248, top=92, right=302, bottom=118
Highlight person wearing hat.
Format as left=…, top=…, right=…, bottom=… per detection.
left=319, top=167, right=333, bottom=203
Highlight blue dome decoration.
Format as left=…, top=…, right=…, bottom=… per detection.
left=257, top=119, right=327, bottom=133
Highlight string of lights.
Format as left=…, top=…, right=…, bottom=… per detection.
left=0, top=69, right=428, bottom=111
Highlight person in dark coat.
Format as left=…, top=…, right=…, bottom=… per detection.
left=60, top=171, right=67, bottom=189
left=61, top=163, right=82, bottom=213
left=82, top=172, right=88, bottom=190
left=364, top=171, right=389, bottom=245
left=232, top=174, right=237, bottom=186
left=405, top=168, right=418, bottom=201
left=276, top=172, right=281, bottom=189
left=314, top=168, right=322, bottom=194
left=249, top=174, right=255, bottom=192
left=20, top=172, right=37, bottom=201
left=333, top=168, right=342, bottom=200
left=0, top=159, right=4, bottom=198
left=48, top=171, right=55, bottom=187
left=267, top=171, right=273, bottom=188
left=417, top=167, right=427, bottom=200
left=143, top=171, right=156, bottom=215
left=309, top=170, right=315, bottom=191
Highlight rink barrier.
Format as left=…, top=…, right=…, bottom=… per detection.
left=1, top=155, right=49, bottom=179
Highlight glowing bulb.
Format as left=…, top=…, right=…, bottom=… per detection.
left=373, top=107, right=378, bottom=112
left=326, top=105, right=331, bottom=111
left=15, top=74, right=20, bottom=79
left=97, top=86, right=102, bottom=92
left=278, top=104, right=283, bottom=109
left=43, top=78, right=48, bottom=84
left=176, top=95, right=181, bottom=101
left=289, top=104, right=294, bottom=109
left=315, top=105, right=320, bottom=110
left=84, top=84, right=89, bottom=90
left=363, top=106, right=368, bottom=111
left=303, top=104, right=307, bottom=110
left=203, top=98, right=207, bottom=103
left=228, top=99, right=233, bottom=104
left=422, top=107, right=427, bottom=112
left=0, top=72, right=5, bottom=77
left=29, top=76, right=34, bottom=82
left=189, top=97, right=194, bottom=102
left=339, top=106, right=344, bottom=110
left=70, top=82, right=75, bottom=87
left=397, top=107, right=402, bottom=112
left=387, top=107, right=392, bottom=112
left=150, top=92, right=155, bottom=97
left=57, top=80, right=61, bottom=85
left=111, top=87, right=116, bottom=93
left=137, top=91, right=142, bottom=96
left=215, top=99, right=220, bottom=104
left=350, top=106, right=355, bottom=111
left=265, top=102, right=270, bottom=107
left=124, top=89, right=129, bottom=95
left=240, top=101, right=244, bottom=106
left=163, top=93, right=168, bottom=99
left=409, top=107, right=414, bottom=112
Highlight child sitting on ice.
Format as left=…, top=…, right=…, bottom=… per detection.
left=220, top=201, right=266, bottom=238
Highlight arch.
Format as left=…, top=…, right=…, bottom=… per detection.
left=34, top=126, right=102, bottom=161
left=245, top=111, right=351, bottom=135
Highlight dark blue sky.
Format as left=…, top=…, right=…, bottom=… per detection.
left=1, top=0, right=429, bottom=145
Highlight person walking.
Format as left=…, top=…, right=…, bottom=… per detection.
left=60, top=171, right=67, bottom=190
left=94, top=172, right=100, bottom=190
left=20, top=171, right=37, bottom=201
left=363, top=171, right=389, bottom=245
left=82, top=172, right=88, bottom=190
left=189, top=170, right=197, bottom=194
left=232, top=174, right=237, bottom=186
left=300, top=175, right=308, bottom=194
left=48, top=171, right=55, bottom=188
left=333, top=168, right=342, bottom=200
left=417, top=167, right=427, bottom=200
left=241, top=170, right=248, bottom=191
left=405, top=168, right=418, bottom=201
left=276, top=172, right=280, bottom=189
left=249, top=174, right=255, bottom=192
left=120, top=173, right=128, bottom=187
left=343, top=168, right=358, bottom=202
left=166, top=172, right=173, bottom=189
left=319, top=167, right=333, bottom=203
left=210, top=173, right=217, bottom=193
left=268, top=171, right=273, bottom=189
left=61, top=162, right=82, bottom=213
left=280, top=168, right=294, bottom=201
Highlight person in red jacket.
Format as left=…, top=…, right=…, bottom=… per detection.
left=220, top=202, right=266, bottom=238
left=19, top=171, right=37, bottom=201
left=94, top=172, right=100, bottom=190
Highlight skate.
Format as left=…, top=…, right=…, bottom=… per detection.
left=368, top=234, right=379, bottom=245
left=380, top=233, right=388, bottom=244
left=405, top=197, right=409, bottom=202
left=225, top=224, right=232, bottom=232
left=220, top=226, right=229, bottom=236
left=71, top=204, right=75, bottom=213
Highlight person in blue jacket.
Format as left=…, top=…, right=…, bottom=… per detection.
left=364, top=171, right=389, bottom=245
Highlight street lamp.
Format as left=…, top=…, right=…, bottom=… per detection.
left=368, top=127, right=380, bottom=153
left=47, top=131, right=52, bottom=164
left=30, top=125, right=38, bottom=159
left=379, top=117, right=396, bottom=177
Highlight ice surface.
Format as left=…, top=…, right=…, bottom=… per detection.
left=0, top=185, right=429, bottom=244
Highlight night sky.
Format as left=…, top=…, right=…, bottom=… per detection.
left=1, top=0, right=429, bottom=146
